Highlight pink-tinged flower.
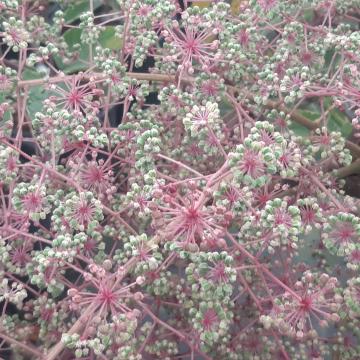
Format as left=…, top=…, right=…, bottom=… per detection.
left=21, top=192, right=43, bottom=214
left=297, top=198, right=322, bottom=230
left=199, top=77, right=222, bottom=98
left=202, top=308, right=218, bottom=331
left=263, top=272, right=342, bottom=339
left=73, top=154, right=115, bottom=199
left=254, top=183, right=287, bottom=209
left=300, top=50, right=318, bottom=66
left=49, top=75, right=103, bottom=113
left=258, top=0, right=277, bottom=12
left=277, top=142, right=302, bottom=176
left=238, top=29, right=250, bottom=47
left=0, top=74, right=13, bottom=91
left=188, top=143, right=204, bottom=157
left=162, top=23, right=220, bottom=72
left=137, top=4, right=153, bottom=17
left=82, top=237, right=99, bottom=257
left=154, top=184, right=219, bottom=249
left=67, top=269, right=141, bottom=323
left=323, top=213, right=360, bottom=255
left=273, top=207, right=293, bottom=227
left=346, top=248, right=360, bottom=270
left=282, top=73, right=305, bottom=93
left=10, top=241, right=32, bottom=268
left=258, top=129, right=277, bottom=146
left=234, top=329, right=266, bottom=358
left=63, top=192, right=103, bottom=231
left=224, top=186, right=241, bottom=206
left=12, top=181, right=49, bottom=222
left=5, top=154, right=17, bottom=172
left=207, top=261, right=229, bottom=284
left=73, top=198, right=96, bottom=228
left=239, top=149, right=265, bottom=179
left=330, top=223, right=357, bottom=244
left=274, top=116, right=288, bottom=131
left=81, top=163, right=109, bottom=191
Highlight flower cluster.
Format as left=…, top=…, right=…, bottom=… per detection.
left=0, top=1, right=359, bottom=359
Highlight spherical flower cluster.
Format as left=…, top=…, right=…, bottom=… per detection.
left=344, top=277, right=360, bottom=320
left=12, top=181, right=50, bottom=222
left=296, top=197, right=323, bottom=233
left=0, top=1, right=360, bottom=359
left=115, top=233, right=162, bottom=275
left=2, top=17, right=30, bottom=52
left=261, top=272, right=342, bottom=339
left=190, top=301, right=231, bottom=350
left=79, top=12, right=103, bottom=45
left=309, top=128, right=352, bottom=166
left=0, top=278, right=27, bottom=309
left=0, top=65, right=17, bottom=92
left=260, top=198, right=301, bottom=250
left=322, top=212, right=360, bottom=256
left=0, top=144, right=18, bottom=185
left=229, top=122, right=283, bottom=187
left=62, top=191, right=104, bottom=232
left=183, top=101, right=220, bottom=135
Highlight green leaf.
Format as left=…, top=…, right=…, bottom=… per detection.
left=54, top=26, right=122, bottom=74
left=24, top=73, right=51, bottom=120
left=54, top=28, right=89, bottom=74
left=22, top=68, right=44, bottom=80
left=64, top=0, right=102, bottom=23
left=27, top=86, right=48, bottom=119
left=291, top=99, right=352, bottom=138
left=63, top=28, right=83, bottom=49
left=289, top=110, right=318, bottom=137
left=99, top=26, right=122, bottom=50
left=324, top=98, right=353, bottom=138
left=219, top=100, right=233, bottom=117
left=303, top=9, right=315, bottom=23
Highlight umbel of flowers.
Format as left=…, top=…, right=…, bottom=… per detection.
left=0, top=0, right=359, bottom=359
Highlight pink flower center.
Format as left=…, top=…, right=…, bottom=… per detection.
left=185, top=207, right=200, bottom=225
left=202, top=308, right=218, bottom=331
left=11, top=248, right=29, bottom=265
left=257, top=193, right=270, bottom=207
left=75, top=201, right=94, bottom=226
left=201, top=82, right=218, bottom=96
left=83, top=166, right=104, bottom=187
left=138, top=5, right=152, bottom=16
left=279, top=153, right=290, bottom=168
left=210, top=262, right=228, bottom=283
left=300, top=296, right=312, bottom=312
left=138, top=247, right=149, bottom=261
left=84, top=239, right=97, bottom=253
left=67, top=90, right=83, bottom=109
left=185, top=38, right=199, bottom=53
left=349, top=249, right=360, bottom=263
left=301, top=208, right=316, bottom=224
left=274, top=209, right=292, bottom=227
left=99, top=287, right=116, bottom=305
left=332, top=223, right=356, bottom=244
left=6, top=156, right=17, bottom=171
left=41, top=308, right=54, bottom=321
left=301, top=51, right=313, bottom=65
left=241, top=150, right=264, bottom=178
left=238, top=29, right=249, bottom=47
left=22, top=193, right=42, bottom=212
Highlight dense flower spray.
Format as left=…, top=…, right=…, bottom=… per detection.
left=0, top=0, right=359, bottom=359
